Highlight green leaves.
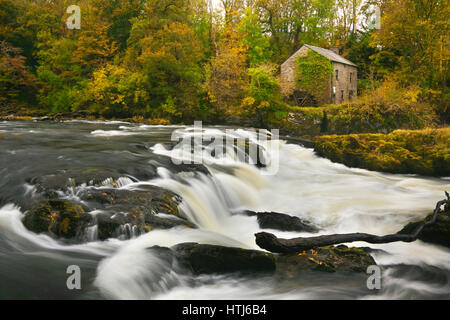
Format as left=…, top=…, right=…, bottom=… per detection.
left=296, top=50, right=333, bottom=104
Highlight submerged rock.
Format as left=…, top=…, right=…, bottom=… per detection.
left=242, top=210, right=318, bottom=233
left=275, top=245, right=376, bottom=276
left=24, top=170, right=194, bottom=240
left=80, top=187, right=194, bottom=240
left=171, top=243, right=277, bottom=275
left=30, top=168, right=127, bottom=198
left=398, top=205, right=450, bottom=248
left=23, top=200, right=92, bottom=239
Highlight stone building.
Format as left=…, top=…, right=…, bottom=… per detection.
left=281, top=44, right=358, bottom=106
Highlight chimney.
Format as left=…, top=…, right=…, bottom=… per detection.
left=330, top=47, right=340, bottom=55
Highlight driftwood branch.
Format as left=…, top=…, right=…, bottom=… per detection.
left=255, top=192, right=450, bottom=254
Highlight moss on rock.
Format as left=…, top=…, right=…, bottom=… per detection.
left=398, top=205, right=450, bottom=248
left=314, top=128, right=450, bottom=176
left=23, top=200, right=92, bottom=239
left=276, top=245, right=376, bottom=277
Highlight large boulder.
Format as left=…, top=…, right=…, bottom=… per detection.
left=80, top=187, right=194, bottom=240
left=145, top=243, right=374, bottom=277
left=23, top=200, right=92, bottom=239
left=24, top=168, right=195, bottom=241
left=171, top=243, right=277, bottom=275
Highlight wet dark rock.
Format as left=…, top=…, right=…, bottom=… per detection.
left=81, top=187, right=194, bottom=240
left=95, top=211, right=194, bottom=241
left=146, top=242, right=374, bottom=277
left=275, top=245, right=376, bottom=277
left=80, top=187, right=181, bottom=215
left=30, top=168, right=126, bottom=197
left=170, top=163, right=211, bottom=176
left=23, top=200, right=92, bottom=239
left=242, top=210, right=319, bottom=233
left=398, top=206, right=450, bottom=248
left=171, top=243, right=277, bottom=275
left=24, top=169, right=195, bottom=240
left=147, top=246, right=176, bottom=266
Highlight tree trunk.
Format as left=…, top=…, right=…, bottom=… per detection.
left=255, top=193, right=449, bottom=254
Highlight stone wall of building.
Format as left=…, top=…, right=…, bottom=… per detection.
left=281, top=47, right=358, bottom=106
left=280, top=46, right=309, bottom=96
left=332, top=62, right=358, bottom=104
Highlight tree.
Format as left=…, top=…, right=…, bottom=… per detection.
left=123, top=0, right=207, bottom=121
left=206, top=22, right=248, bottom=120
left=238, top=8, right=272, bottom=66
left=0, top=41, right=36, bottom=107
left=241, top=64, right=283, bottom=127
left=81, top=64, right=149, bottom=117
left=371, top=0, right=449, bottom=91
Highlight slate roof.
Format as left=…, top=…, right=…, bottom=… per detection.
left=291, top=44, right=358, bottom=67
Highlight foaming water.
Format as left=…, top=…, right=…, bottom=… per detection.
left=0, top=121, right=449, bottom=299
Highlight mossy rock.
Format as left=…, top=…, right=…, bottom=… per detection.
left=24, top=172, right=194, bottom=241
left=314, top=128, right=450, bottom=177
left=82, top=187, right=194, bottom=240
left=171, top=243, right=277, bottom=275
left=398, top=206, right=450, bottom=248
left=275, top=245, right=376, bottom=277
left=148, top=243, right=375, bottom=277
left=23, top=200, right=92, bottom=239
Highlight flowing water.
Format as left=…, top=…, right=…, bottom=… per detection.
left=0, top=120, right=449, bottom=299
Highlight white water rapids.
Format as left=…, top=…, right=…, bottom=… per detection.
left=0, top=122, right=449, bottom=299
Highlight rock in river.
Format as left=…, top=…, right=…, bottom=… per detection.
left=398, top=204, right=450, bottom=248
left=171, top=243, right=277, bottom=275
left=145, top=243, right=374, bottom=277
left=23, top=200, right=92, bottom=239
left=24, top=170, right=195, bottom=241
left=242, top=210, right=318, bottom=233
left=275, top=245, right=376, bottom=276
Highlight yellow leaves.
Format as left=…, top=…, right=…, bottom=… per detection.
left=59, top=218, right=71, bottom=234
left=257, top=101, right=270, bottom=110
left=111, top=95, right=125, bottom=105
left=242, top=96, right=255, bottom=107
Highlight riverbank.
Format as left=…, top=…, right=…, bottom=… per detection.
left=314, top=128, right=450, bottom=177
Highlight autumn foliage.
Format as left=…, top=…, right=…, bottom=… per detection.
left=0, top=0, right=447, bottom=126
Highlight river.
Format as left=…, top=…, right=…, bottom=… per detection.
left=0, top=120, right=449, bottom=299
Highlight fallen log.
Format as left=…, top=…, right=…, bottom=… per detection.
left=255, top=192, right=450, bottom=254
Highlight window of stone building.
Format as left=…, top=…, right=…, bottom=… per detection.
left=350, top=72, right=353, bottom=83
left=341, top=90, right=344, bottom=101
left=349, top=90, right=354, bottom=100
left=335, top=70, right=339, bottom=81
